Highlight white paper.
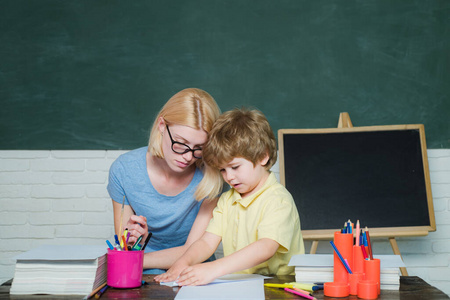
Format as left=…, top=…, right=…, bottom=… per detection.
left=161, top=273, right=269, bottom=287
left=175, top=277, right=265, bottom=299
left=289, top=254, right=405, bottom=268
left=288, top=254, right=333, bottom=267
left=14, top=245, right=107, bottom=261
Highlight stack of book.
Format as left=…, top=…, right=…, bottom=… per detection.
left=289, top=254, right=405, bottom=290
left=10, top=245, right=107, bottom=295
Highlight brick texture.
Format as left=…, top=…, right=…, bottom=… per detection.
left=0, top=149, right=449, bottom=296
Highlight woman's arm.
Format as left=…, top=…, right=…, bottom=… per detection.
left=143, top=197, right=218, bottom=269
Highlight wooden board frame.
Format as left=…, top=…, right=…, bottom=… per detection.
left=278, top=123, right=436, bottom=241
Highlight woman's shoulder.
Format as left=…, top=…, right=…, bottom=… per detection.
left=110, top=147, right=147, bottom=171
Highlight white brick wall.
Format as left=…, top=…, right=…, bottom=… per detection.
left=0, top=149, right=449, bottom=296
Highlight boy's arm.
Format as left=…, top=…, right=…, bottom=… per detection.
left=154, top=231, right=221, bottom=283
left=143, top=198, right=218, bottom=269
left=176, top=238, right=279, bottom=286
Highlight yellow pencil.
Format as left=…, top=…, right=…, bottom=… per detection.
left=118, top=195, right=125, bottom=247
left=265, top=282, right=317, bottom=293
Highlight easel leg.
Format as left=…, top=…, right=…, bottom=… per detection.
left=310, top=240, right=319, bottom=254
left=389, top=237, right=408, bottom=276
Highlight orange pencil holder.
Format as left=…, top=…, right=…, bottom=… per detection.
left=353, top=245, right=365, bottom=274
left=358, top=280, right=379, bottom=299
left=324, top=231, right=354, bottom=298
left=364, top=258, right=381, bottom=295
left=348, top=272, right=365, bottom=295
left=333, top=231, right=353, bottom=283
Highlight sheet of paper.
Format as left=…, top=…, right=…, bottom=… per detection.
left=161, top=273, right=270, bottom=287
left=175, top=277, right=265, bottom=299
left=289, top=254, right=405, bottom=268
left=288, top=254, right=333, bottom=267
left=14, top=245, right=107, bottom=261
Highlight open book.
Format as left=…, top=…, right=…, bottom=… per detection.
left=10, top=245, right=107, bottom=295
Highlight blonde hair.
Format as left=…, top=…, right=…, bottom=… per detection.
left=148, top=88, right=222, bottom=201
left=203, top=107, right=277, bottom=170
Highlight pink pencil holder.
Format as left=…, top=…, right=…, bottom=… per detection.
left=107, top=249, right=144, bottom=288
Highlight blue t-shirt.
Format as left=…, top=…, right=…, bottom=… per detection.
left=107, top=147, right=204, bottom=273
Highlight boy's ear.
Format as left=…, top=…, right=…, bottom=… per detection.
left=260, top=153, right=270, bottom=167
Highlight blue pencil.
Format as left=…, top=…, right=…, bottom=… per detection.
left=330, top=241, right=353, bottom=274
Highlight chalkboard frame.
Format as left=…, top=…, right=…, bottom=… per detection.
left=278, top=124, right=436, bottom=240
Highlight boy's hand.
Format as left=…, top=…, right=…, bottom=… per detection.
left=176, top=262, right=219, bottom=286
left=154, top=261, right=189, bottom=283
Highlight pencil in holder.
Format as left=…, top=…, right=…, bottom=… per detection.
left=107, top=249, right=144, bottom=288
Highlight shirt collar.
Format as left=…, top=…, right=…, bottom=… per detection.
left=231, top=172, right=277, bottom=208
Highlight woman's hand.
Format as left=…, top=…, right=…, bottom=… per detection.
left=125, top=215, right=148, bottom=246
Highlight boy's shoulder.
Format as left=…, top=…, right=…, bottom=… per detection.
left=263, top=173, right=292, bottom=195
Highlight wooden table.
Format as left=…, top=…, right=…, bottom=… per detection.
left=1, top=275, right=449, bottom=299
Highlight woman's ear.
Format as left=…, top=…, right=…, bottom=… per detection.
left=157, top=117, right=166, bottom=134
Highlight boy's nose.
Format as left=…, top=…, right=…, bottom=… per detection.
left=225, top=172, right=234, bottom=182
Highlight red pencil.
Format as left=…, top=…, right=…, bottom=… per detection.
left=361, top=243, right=368, bottom=260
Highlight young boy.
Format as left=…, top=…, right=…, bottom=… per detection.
left=154, top=108, right=305, bottom=286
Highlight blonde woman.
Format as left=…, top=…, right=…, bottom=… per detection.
left=108, top=88, right=222, bottom=274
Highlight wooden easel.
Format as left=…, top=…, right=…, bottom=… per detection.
left=309, top=112, right=409, bottom=276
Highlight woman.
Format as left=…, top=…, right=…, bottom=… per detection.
left=107, top=88, right=222, bottom=274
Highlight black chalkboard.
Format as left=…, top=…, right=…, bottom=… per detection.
left=278, top=124, right=435, bottom=239
left=1, top=1, right=450, bottom=149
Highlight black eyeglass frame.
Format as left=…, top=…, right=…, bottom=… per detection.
left=165, top=125, right=203, bottom=159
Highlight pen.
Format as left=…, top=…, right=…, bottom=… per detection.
left=114, top=235, right=120, bottom=246
left=132, top=235, right=143, bottom=249
left=142, top=232, right=152, bottom=251
left=106, top=240, right=114, bottom=250
left=122, top=236, right=128, bottom=251
left=126, top=231, right=131, bottom=243
left=330, top=241, right=353, bottom=274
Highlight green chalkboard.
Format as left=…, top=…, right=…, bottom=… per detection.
left=1, top=1, right=449, bottom=149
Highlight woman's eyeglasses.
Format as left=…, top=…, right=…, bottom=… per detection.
left=166, top=125, right=203, bottom=159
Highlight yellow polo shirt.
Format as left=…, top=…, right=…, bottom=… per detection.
left=206, top=172, right=305, bottom=275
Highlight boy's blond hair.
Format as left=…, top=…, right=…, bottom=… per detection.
left=148, top=88, right=222, bottom=201
left=203, top=108, right=277, bottom=170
